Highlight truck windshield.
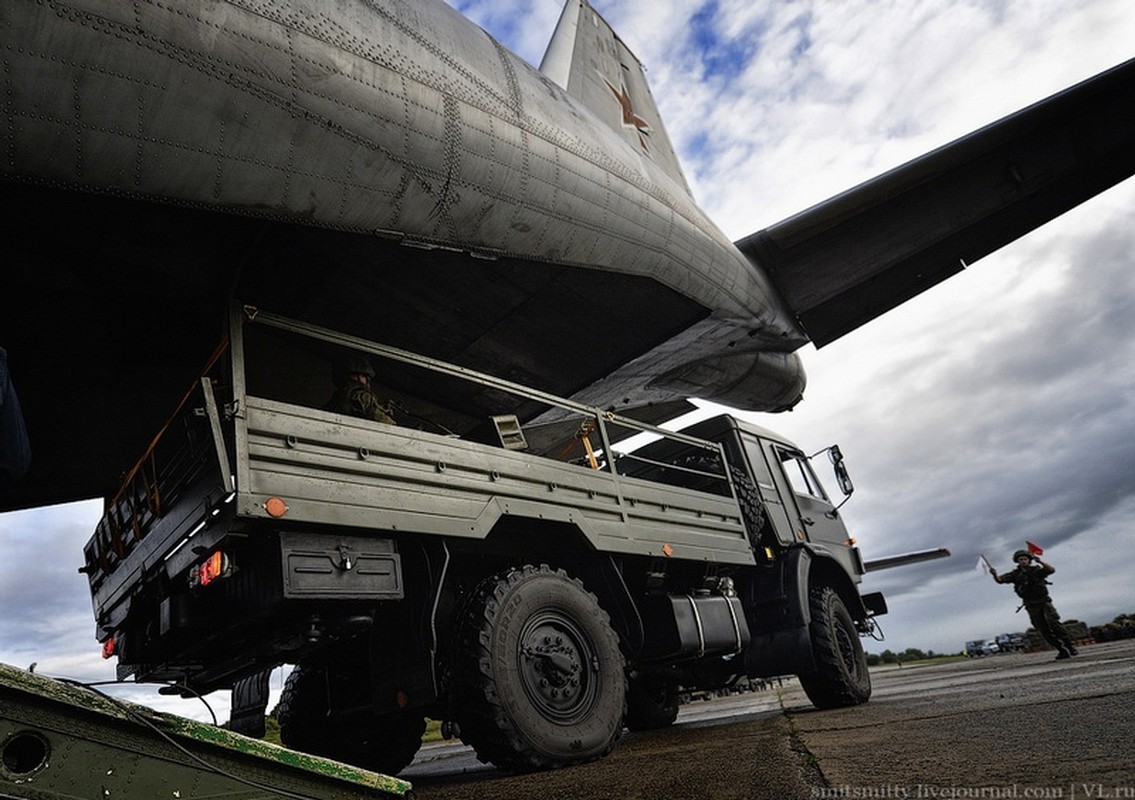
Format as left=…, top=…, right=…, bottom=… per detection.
left=778, top=449, right=830, bottom=503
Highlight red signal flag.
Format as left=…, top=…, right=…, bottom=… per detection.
left=1026, top=540, right=1044, bottom=556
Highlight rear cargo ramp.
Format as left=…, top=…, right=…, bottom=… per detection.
left=0, top=662, right=411, bottom=798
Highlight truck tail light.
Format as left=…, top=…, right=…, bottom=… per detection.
left=190, top=550, right=232, bottom=588
left=102, top=636, right=116, bottom=659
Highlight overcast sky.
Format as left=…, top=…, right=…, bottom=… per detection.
left=1, top=0, right=1133, bottom=723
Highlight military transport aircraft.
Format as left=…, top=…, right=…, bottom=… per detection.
left=1, top=0, right=1133, bottom=513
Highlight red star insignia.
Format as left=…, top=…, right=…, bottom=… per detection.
left=604, top=78, right=652, bottom=151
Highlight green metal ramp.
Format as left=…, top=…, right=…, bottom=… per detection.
left=0, top=662, right=412, bottom=798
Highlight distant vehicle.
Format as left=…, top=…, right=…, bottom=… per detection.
left=80, top=306, right=945, bottom=775
left=965, top=640, right=1000, bottom=657
left=995, top=633, right=1027, bottom=653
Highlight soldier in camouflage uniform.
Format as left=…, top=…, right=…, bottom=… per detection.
left=990, top=550, right=1077, bottom=659
left=324, top=356, right=396, bottom=425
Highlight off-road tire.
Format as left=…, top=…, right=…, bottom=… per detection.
left=624, top=677, right=679, bottom=731
left=798, top=586, right=872, bottom=708
left=729, top=466, right=768, bottom=549
left=277, top=665, right=426, bottom=775
left=456, top=564, right=626, bottom=771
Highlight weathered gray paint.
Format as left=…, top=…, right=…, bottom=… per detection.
left=239, top=394, right=753, bottom=564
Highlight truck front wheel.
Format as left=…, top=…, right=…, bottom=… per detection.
left=798, top=586, right=872, bottom=708
left=277, top=665, right=426, bottom=775
left=456, top=564, right=626, bottom=771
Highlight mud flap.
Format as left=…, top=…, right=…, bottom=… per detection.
left=229, top=668, right=271, bottom=738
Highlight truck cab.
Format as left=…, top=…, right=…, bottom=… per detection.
left=684, top=416, right=862, bottom=576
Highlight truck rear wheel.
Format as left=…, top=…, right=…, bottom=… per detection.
left=798, top=586, right=871, bottom=708
left=277, top=665, right=426, bottom=775
left=456, top=564, right=626, bottom=771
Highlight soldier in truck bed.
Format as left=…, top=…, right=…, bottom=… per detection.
left=324, top=356, right=396, bottom=425
left=990, top=550, right=1078, bottom=660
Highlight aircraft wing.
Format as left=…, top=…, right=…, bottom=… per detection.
left=737, top=57, right=1135, bottom=347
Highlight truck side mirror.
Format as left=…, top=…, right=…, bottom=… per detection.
left=828, top=445, right=854, bottom=497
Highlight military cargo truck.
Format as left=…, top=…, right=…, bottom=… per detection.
left=82, top=305, right=888, bottom=775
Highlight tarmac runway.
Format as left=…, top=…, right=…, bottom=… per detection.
left=405, top=639, right=1135, bottom=799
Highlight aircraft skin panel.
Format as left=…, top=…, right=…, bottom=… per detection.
left=568, top=319, right=808, bottom=415
left=738, top=57, right=1135, bottom=347
left=1, top=0, right=796, bottom=347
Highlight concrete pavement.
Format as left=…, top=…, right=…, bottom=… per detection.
left=787, top=639, right=1135, bottom=797
left=406, top=639, right=1135, bottom=798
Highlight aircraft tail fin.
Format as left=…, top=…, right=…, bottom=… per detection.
left=540, top=0, right=692, bottom=195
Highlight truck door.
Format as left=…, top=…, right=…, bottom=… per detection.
left=762, top=443, right=858, bottom=578
left=737, top=433, right=797, bottom=547
left=773, top=447, right=840, bottom=541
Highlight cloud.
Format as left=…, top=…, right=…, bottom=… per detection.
left=446, top=0, right=563, bottom=68
left=651, top=0, right=1135, bottom=235
left=0, top=503, right=109, bottom=675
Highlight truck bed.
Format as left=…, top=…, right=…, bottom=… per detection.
left=236, top=395, right=754, bottom=562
